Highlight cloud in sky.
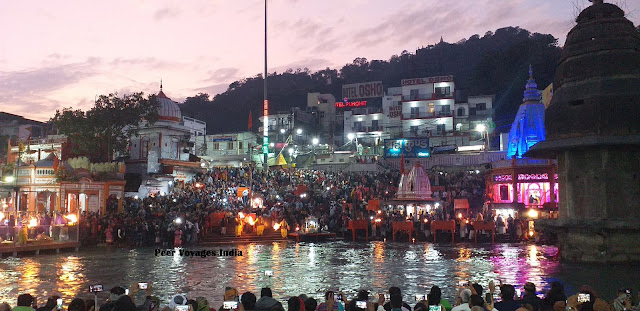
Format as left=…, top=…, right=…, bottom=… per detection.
left=0, top=0, right=638, bottom=121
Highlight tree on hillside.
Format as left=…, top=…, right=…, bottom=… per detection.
left=51, top=92, right=159, bottom=162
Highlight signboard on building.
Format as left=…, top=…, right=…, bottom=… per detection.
left=335, top=100, right=367, bottom=108
left=212, top=136, right=235, bottom=142
left=383, top=138, right=430, bottom=158
left=388, top=106, right=402, bottom=118
left=342, top=81, right=383, bottom=99
left=401, top=75, right=454, bottom=86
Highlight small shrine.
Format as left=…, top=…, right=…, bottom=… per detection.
left=383, top=162, right=436, bottom=218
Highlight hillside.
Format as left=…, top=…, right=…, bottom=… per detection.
left=180, top=26, right=562, bottom=134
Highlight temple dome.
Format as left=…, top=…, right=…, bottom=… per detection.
left=396, top=162, right=433, bottom=201
left=157, top=86, right=182, bottom=123
left=526, top=1, right=640, bottom=157
left=545, top=1, right=640, bottom=141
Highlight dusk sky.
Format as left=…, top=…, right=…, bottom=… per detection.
left=1, top=0, right=638, bottom=122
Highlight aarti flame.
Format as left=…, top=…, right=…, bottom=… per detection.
left=273, top=223, right=281, bottom=230
left=65, top=214, right=78, bottom=224
left=28, top=218, right=38, bottom=228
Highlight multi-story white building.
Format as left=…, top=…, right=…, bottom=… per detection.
left=182, top=116, right=206, bottom=154
left=399, top=75, right=456, bottom=142
left=196, top=131, right=258, bottom=167
left=454, top=95, right=495, bottom=132
left=342, top=76, right=495, bottom=154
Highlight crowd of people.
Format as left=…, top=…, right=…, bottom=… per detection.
left=2, top=281, right=637, bottom=311
left=1, top=166, right=515, bottom=246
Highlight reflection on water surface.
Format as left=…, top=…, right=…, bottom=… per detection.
left=1, top=242, right=638, bottom=306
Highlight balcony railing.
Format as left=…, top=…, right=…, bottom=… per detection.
left=352, top=107, right=384, bottom=115
left=402, top=93, right=454, bottom=101
left=352, top=126, right=384, bottom=133
left=403, top=111, right=452, bottom=119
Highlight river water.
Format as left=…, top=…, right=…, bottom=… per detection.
left=1, top=242, right=638, bottom=308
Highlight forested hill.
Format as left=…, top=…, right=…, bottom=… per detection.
left=180, top=26, right=562, bottom=134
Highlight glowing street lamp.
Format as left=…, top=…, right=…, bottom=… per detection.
left=475, top=124, right=490, bottom=151
left=312, top=138, right=319, bottom=145
left=347, top=133, right=355, bottom=141
left=296, top=128, right=302, bottom=135
left=280, top=128, right=285, bottom=134
left=4, top=176, right=14, bottom=183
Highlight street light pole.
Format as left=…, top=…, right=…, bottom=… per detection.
left=262, top=0, right=269, bottom=172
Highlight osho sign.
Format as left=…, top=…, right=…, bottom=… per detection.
left=342, top=81, right=383, bottom=100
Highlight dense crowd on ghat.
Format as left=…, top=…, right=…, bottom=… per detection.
left=2, top=166, right=496, bottom=246
left=2, top=281, right=638, bottom=311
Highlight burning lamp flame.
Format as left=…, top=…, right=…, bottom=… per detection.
left=375, top=218, right=381, bottom=223
left=238, top=212, right=245, bottom=219
left=423, top=218, right=428, bottom=223
left=457, top=213, right=463, bottom=219
left=273, top=223, right=281, bottom=230
left=295, top=227, right=300, bottom=231
left=529, top=231, right=534, bottom=237
left=247, top=216, right=255, bottom=226
left=28, top=218, right=38, bottom=228
left=65, top=214, right=78, bottom=224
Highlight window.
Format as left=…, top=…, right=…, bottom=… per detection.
left=435, top=86, right=451, bottom=97
left=410, top=125, right=418, bottom=134
left=141, top=137, right=149, bottom=159
left=410, top=107, right=419, bottom=117
left=238, top=142, right=243, bottom=149
left=354, top=122, right=363, bottom=132
left=468, top=108, right=477, bottom=116
left=476, top=103, right=487, bottom=110
left=428, top=102, right=435, bottom=114
left=228, top=142, right=234, bottom=149
left=436, top=124, right=445, bottom=134
left=214, top=143, right=219, bottom=150
left=457, top=107, right=465, bottom=116
left=410, top=89, right=419, bottom=99
left=371, top=120, right=379, bottom=130
left=440, top=105, right=450, bottom=113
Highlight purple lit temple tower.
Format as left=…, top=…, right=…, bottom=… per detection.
left=506, top=65, right=546, bottom=159
left=526, top=0, right=640, bottom=263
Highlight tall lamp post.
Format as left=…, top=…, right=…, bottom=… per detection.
left=262, top=0, right=269, bottom=172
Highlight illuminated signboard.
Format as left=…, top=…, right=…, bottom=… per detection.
left=518, top=173, right=549, bottom=181
left=384, top=138, right=430, bottom=158
left=342, top=81, right=384, bottom=99
left=401, top=75, right=454, bottom=86
left=335, top=100, right=367, bottom=108
left=493, top=174, right=513, bottom=182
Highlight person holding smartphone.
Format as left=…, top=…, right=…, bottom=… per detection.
left=316, top=291, right=344, bottom=311
left=128, top=282, right=160, bottom=311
